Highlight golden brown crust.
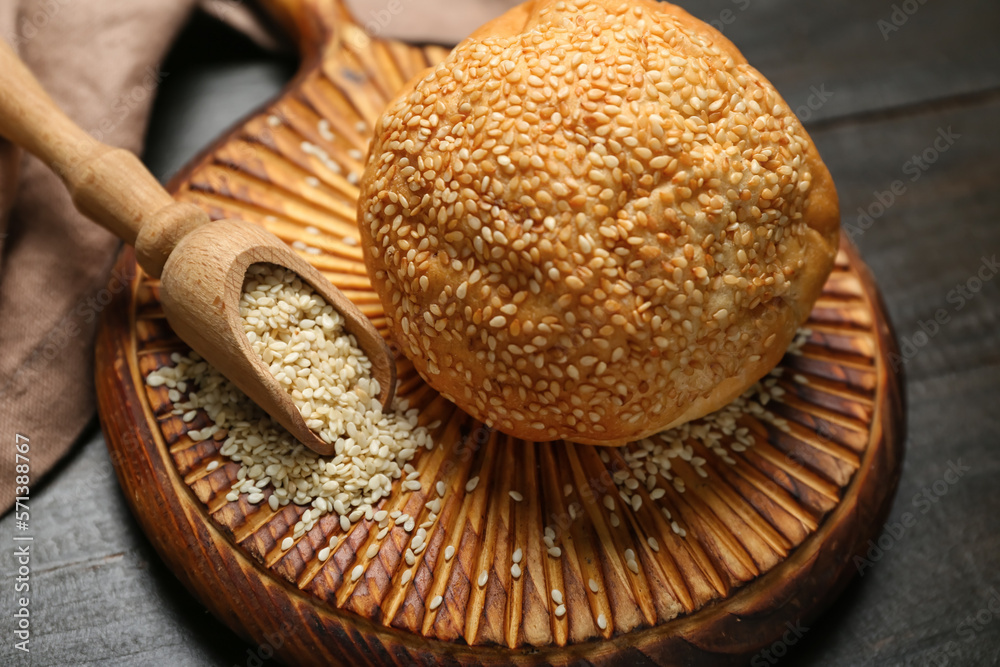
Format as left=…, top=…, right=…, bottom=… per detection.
left=359, top=0, right=839, bottom=446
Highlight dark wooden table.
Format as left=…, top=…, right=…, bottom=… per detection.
left=2, top=2, right=999, bottom=665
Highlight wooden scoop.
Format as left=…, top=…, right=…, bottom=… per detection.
left=0, top=40, right=394, bottom=456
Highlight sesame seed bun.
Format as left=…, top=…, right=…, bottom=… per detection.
left=359, top=0, right=840, bottom=446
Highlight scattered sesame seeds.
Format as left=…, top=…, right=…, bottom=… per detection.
left=599, top=329, right=809, bottom=505
left=317, top=119, right=334, bottom=142
left=301, top=141, right=342, bottom=174
left=624, top=548, right=640, bottom=574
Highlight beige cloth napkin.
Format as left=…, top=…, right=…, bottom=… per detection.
left=0, top=0, right=520, bottom=515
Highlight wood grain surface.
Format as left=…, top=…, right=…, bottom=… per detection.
left=1, top=0, right=997, bottom=665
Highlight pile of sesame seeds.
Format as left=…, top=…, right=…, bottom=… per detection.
left=360, top=0, right=836, bottom=447
left=145, top=264, right=433, bottom=546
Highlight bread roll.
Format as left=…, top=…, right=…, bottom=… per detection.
left=359, top=0, right=840, bottom=446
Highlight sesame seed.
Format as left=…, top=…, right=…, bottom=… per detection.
left=589, top=578, right=599, bottom=593
left=445, top=545, right=455, bottom=560
left=551, top=589, right=564, bottom=604
left=478, top=571, right=489, bottom=587
left=512, top=548, right=523, bottom=564
left=429, top=595, right=443, bottom=611
left=554, top=604, right=566, bottom=618
left=511, top=563, right=522, bottom=578
left=547, top=547, right=562, bottom=558
left=351, top=565, right=363, bottom=582
left=598, top=613, right=608, bottom=630
left=509, top=490, right=524, bottom=502
left=466, top=476, right=480, bottom=492
left=280, top=537, right=293, bottom=551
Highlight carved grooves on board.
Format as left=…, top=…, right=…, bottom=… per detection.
left=130, top=23, right=881, bottom=649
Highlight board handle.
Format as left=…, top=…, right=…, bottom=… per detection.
left=0, top=39, right=209, bottom=278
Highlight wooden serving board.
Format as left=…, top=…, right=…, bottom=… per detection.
left=94, top=0, right=905, bottom=664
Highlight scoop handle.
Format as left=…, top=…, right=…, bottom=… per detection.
left=0, top=39, right=208, bottom=277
